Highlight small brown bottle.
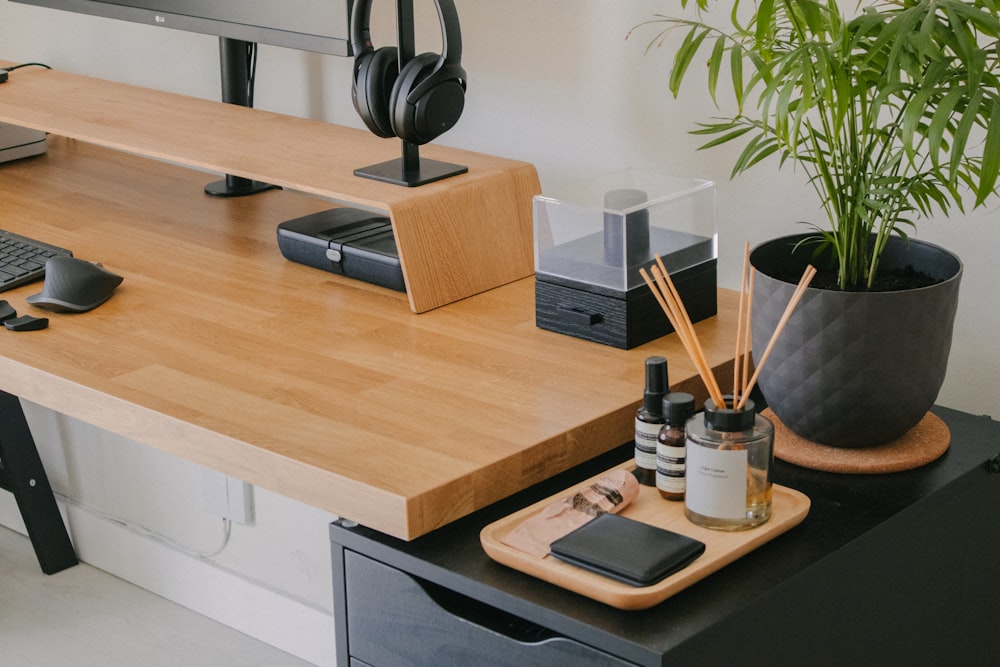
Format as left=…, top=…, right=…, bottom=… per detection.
left=634, top=356, right=668, bottom=486
left=657, top=392, right=695, bottom=500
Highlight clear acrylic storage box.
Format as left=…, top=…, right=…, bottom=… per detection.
left=534, top=169, right=717, bottom=349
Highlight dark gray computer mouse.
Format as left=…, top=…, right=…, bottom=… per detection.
left=26, top=256, right=124, bottom=313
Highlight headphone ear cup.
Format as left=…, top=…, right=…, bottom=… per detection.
left=352, top=46, right=400, bottom=139
left=389, top=53, right=465, bottom=145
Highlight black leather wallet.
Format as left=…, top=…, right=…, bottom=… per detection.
left=549, top=513, right=705, bottom=587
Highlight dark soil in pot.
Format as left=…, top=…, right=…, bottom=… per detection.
left=767, top=262, right=941, bottom=292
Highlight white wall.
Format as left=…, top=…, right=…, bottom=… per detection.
left=2, top=1, right=998, bottom=665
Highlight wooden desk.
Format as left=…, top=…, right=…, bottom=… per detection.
left=0, top=137, right=738, bottom=540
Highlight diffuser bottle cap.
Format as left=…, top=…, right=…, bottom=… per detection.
left=642, top=356, right=668, bottom=414
left=663, top=392, right=695, bottom=425
left=704, top=396, right=755, bottom=432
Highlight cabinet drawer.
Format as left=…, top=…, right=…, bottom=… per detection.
left=345, top=551, right=635, bottom=666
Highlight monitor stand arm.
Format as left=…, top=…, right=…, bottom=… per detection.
left=204, top=37, right=280, bottom=198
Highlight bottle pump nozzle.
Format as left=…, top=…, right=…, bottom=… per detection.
left=643, top=356, right=669, bottom=413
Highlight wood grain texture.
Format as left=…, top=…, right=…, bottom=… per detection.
left=0, top=63, right=539, bottom=313
left=0, top=138, right=740, bottom=540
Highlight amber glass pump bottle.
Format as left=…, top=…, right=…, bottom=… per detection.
left=657, top=392, right=695, bottom=500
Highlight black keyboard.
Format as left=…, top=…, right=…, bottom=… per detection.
left=0, top=229, right=73, bottom=292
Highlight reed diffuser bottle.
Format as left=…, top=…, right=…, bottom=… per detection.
left=684, top=397, right=774, bottom=530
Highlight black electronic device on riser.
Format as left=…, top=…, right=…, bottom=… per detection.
left=350, top=0, right=468, bottom=186
left=276, top=208, right=405, bottom=292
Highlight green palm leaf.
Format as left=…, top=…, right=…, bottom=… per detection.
left=637, top=0, right=1000, bottom=290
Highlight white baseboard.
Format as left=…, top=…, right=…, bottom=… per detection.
left=0, top=493, right=335, bottom=666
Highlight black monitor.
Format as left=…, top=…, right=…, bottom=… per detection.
left=12, top=0, right=352, bottom=195
left=11, top=0, right=351, bottom=56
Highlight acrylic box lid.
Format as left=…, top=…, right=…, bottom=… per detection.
left=534, top=169, right=717, bottom=295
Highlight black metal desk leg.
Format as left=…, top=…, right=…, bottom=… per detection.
left=0, top=390, right=78, bottom=574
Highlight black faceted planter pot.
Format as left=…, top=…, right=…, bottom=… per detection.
left=750, top=234, right=962, bottom=448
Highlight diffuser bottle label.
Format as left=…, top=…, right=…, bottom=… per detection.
left=685, top=445, right=748, bottom=519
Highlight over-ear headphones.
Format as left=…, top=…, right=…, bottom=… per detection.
left=351, top=0, right=467, bottom=145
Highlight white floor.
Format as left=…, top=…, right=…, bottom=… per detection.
left=0, top=526, right=315, bottom=667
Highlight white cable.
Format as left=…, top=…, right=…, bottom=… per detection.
left=51, top=490, right=332, bottom=615
left=53, top=490, right=232, bottom=559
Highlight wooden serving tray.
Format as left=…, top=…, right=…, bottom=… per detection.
left=481, top=465, right=810, bottom=610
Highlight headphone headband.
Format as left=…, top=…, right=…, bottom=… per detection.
left=350, top=0, right=374, bottom=57
left=433, top=0, right=462, bottom=65
left=351, top=0, right=462, bottom=65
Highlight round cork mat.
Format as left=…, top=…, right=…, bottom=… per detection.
left=767, top=409, right=950, bottom=474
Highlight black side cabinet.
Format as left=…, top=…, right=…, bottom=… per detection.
left=330, top=407, right=1000, bottom=666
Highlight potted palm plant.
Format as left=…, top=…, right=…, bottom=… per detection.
left=637, top=0, right=1000, bottom=447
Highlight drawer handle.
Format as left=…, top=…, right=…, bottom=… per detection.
left=419, top=579, right=557, bottom=644
left=555, top=306, right=602, bottom=326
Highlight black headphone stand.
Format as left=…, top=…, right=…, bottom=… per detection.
left=354, top=0, right=468, bottom=187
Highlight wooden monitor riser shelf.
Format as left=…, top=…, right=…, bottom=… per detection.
left=0, top=61, right=540, bottom=313
left=0, top=134, right=745, bottom=541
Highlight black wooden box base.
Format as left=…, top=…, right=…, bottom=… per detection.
left=535, top=260, right=717, bottom=349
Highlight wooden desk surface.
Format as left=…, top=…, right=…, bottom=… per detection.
left=0, top=138, right=738, bottom=540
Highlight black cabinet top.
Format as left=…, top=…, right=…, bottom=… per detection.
left=332, top=406, right=1000, bottom=665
